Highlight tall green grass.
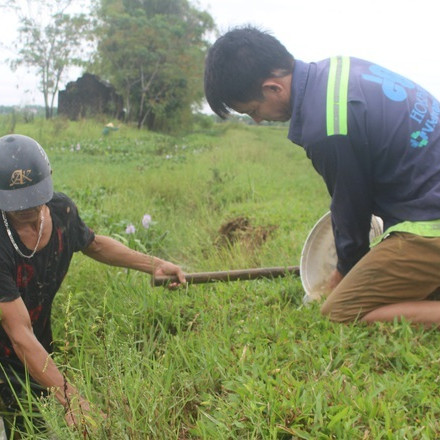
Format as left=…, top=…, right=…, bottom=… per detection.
left=1, top=118, right=439, bottom=439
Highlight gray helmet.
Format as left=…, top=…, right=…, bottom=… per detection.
left=0, top=134, right=53, bottom=211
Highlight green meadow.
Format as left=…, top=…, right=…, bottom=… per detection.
left=2, top=118, right=440, bottom=439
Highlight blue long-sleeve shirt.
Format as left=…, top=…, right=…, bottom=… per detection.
left=288, top=57, right=440, bottom=274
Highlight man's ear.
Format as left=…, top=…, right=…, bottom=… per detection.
left=261, top=77, right=289, bottom=96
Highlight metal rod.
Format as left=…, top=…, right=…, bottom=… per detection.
left=152, top=265, right=300, bottom=287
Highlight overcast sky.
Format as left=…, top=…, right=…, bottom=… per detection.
left=1, top=0, right=439, bottom=106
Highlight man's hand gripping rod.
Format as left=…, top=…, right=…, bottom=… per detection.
left=152, top=266, right=300, bottom=287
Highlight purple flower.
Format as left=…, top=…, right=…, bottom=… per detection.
left=142, top=214, right=152, bottom=229
left=125, top=224, right=136, bottom=234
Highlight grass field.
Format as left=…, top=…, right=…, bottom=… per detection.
left=1, top=118, right=440, bottom=439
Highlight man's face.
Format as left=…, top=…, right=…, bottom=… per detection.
left=233, top=97, right=292, bottom=123
left=231, top=80, right=292, bottom=123
left=7, top=205, right=43, bottom=225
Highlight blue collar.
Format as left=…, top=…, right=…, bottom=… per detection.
left=288, top=59, right=310, bottom=143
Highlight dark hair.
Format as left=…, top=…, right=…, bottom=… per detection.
left=204, top=26, right=294, bottom=118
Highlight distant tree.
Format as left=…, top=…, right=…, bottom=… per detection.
left=93, top=0, right=214, bottom=131
left=1, top=0, right=95, bottom=119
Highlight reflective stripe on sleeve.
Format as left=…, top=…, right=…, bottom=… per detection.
left=326, top=56, right=350, bottom=136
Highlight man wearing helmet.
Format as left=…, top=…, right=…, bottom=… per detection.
left=0, top=134, right=186, bottom=433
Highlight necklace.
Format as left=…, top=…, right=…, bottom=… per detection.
left=2, top=209, right=45, bottom=259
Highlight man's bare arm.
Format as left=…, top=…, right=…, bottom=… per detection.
left=83, top=235, right=186, bottom=283
left=0, top=297, right=91, bottom=425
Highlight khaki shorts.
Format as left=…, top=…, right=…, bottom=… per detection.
left=321, top=232, right=440, bottom=322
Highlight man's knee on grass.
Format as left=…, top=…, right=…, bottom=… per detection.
left=320, top=300, right=365, bottom=323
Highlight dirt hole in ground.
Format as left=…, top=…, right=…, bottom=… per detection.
left=216, top=216, right=278, bottom=249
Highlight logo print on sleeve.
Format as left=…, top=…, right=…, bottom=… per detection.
left=362, top=65, right=415, bottom=101
left=410, top=131, right=429, bottom=148
left=409, top=90, right=440, bottom=148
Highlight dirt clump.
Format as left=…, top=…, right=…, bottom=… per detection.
left=216, top=216, right=277, bottom=249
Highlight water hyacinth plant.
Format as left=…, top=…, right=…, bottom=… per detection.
left=118, top=214, right=167, bottom=256
left=142, top=214, right=152, bottom=229
left=125, top=224, right=136, bottom=234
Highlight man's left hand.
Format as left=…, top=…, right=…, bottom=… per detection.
left=153, top=261, right=187, bottom=288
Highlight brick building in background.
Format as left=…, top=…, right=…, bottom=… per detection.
left=58, top=73, right=124, bottom=120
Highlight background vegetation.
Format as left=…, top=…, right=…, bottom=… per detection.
left=1, top=118, right=440, bottom=439
left=1, top=0, right=215, bottom=131
left=1, top=0, right=96, bottom=119
left=93, top=0, right=214, bottom=131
